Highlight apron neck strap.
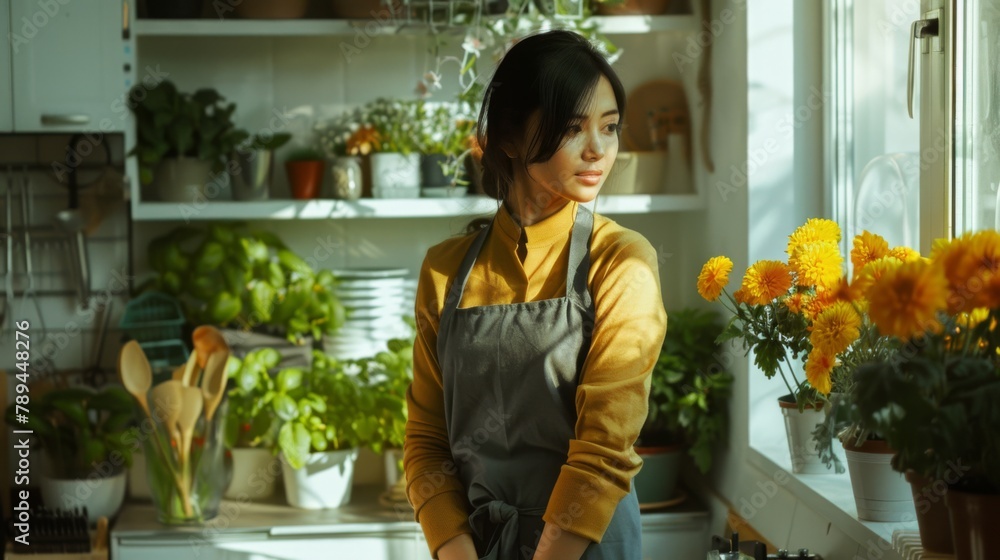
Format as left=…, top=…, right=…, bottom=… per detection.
left=442, top=203, right=595, bottom=313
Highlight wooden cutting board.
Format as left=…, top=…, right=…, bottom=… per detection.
left=623, top=79, right=691, bottom=169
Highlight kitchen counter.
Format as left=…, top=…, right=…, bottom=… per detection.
left=111, top=485, right=709, bottom=560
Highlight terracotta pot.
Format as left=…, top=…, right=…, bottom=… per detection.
left=905, top=470, right=954, bottom=554
left=285, top=160, right=325, bottom=200
left=945, top=488, right=1000, bottom=560
left=234, top=0, right=308, bottom=19
left=595, top=0, right=672, bottom=16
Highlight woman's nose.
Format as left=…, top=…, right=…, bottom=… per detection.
left=583, top=132, right=604, bottom=161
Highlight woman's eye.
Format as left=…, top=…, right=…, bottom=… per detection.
left=564, top=124, right=582, bottom=136
left=604, top=122, right=620, bottom=134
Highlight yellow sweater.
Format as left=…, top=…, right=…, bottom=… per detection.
left=404, top=201, right=668, bottom=557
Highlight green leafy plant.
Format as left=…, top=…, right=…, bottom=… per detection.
left=4, top=386, right=136, bottom=479
left=224, top=347, right=282, bottom=450
left=128, top=80, right=249, bottom=186
left=642, top=308, right=734, bottom=473
left=244, top=132, right=292, bottom=152
left=852, top=347, right=1000, bottom=494
left=274, top=351, right=379, bottom=469
left=143, top=223, right=345, bottom=344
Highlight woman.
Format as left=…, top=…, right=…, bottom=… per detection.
left=404, top=30, right=668, bottom=560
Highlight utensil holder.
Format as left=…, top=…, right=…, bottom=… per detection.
left=140, top=400, right=228, bottom=525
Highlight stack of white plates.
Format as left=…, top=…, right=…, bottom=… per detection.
left=324, top=268, right=415, bottom=360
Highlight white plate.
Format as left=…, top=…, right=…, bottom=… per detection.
left=421, top=186, right=469, bottom=198
left=331, top=268, right=409, bottom=279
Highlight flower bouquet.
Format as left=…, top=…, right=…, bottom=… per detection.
left=697, top=219, right=914, bottom=473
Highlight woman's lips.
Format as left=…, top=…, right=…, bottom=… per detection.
left=575, top=171, right=603, bottom=186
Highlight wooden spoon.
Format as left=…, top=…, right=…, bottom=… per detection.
left=176, top=385, right=204, bottom=468
left=201, top=350, right=229, bottom=423
left=177, top=348, right=200, bottom=387
left=148, top=380, right=184, bottom=453
left=117, top=340, right=153, bottom=420
left=193, top=325, right=229, bottom=369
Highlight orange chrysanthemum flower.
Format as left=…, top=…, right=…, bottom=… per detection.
left=868, top=259, right=948, bottom=340
left=742, top=260, right=793, bottom=305
left=888, top=246, right=921, bottom=262
left=787, top=218, right=841, bottom=257
left=733, top=286, right=752, bottom=305
left=804, top=348, right=835, bottom=395
left=810, top=301, right=862, bottom=356
left=851, top=231, right=890, bottom=274
left=346, top=126, right=381, bottom=156
left=790, top=241, right=844, bottom=290
left=803, top=289, right=837, bottom=322
left=697, top=256, right=734, bottom=302
left=784, top=292, right=811, bottom=315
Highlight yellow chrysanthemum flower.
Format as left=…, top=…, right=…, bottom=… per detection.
left=931, top=233, right=980, bottom=314
left=851, top=231, right=890, bottom=274
left=804, top=348, right=835, bottom=395
left=956, top=307, right=990, bottom=330
left=697, top=256, right=733, bottom=302
left=851, top=256, right=903, bottom=301
left=790, top=241, right=844, bottom=290
left=742, top=260, right=793, bottom=305
left=868, top=259, right=948, bottom=340
left=977, top=272, right=1000, bottom=310
left=810, top=301, right=862, bottom=356
left=888, top=246, right=921, bottom=262
left=787, top=218, right=841, bottom=257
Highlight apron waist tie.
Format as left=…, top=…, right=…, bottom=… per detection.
left=469, top=500, right=547, bottom=560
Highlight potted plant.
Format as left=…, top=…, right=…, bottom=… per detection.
left=129, top=80, right=248, bottom=203
left=284, top=147, right=326, bottom=200
left=223, top=348, right=284, bottom=500
left=349, top=328, right=414, bottom=489
left=316, top=110, right=376, bottom=200
left=230, top=132, right=293, bottom=201
left=853, top=229, right=1000, bottom=559
left=414, top=101, right=477, bottom=197
left=273, top=351, right=376, bottom=509
left=4, top=386, right=135, bottom=523
left=635, top=308, right=733, bottom=505
left=363, top=97, right=422, bottom=198
left=143, top=222, right=346, bottom=349
left=697, top=220, right=902, bottom=475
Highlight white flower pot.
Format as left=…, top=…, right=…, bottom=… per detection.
left=779, top=398, right=844, bottom=474
left=282, top=448, right=359, bottom=509
left=370, top=152, right=420, bottom=198
left=383, top=447, right=404, bottom=491
left=226, top=447, right=282, bottom=500
left=844, top=440, right=916, bottom=522
left=153, top=157, right=214, bottom=203
left=40, top=471, right=127, bottom=524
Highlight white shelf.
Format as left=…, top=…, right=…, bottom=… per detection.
left=130, top=194, right=704, bottom=221
left=133, top=15, right=698, bottom=37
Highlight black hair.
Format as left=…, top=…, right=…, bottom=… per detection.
left=476, top=29, right=626, bottom=202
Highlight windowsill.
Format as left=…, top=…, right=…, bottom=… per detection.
left=748, top=402, right=919, bottom=555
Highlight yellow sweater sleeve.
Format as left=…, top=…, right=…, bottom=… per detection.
left=404, top=246, right=474, bottom=558
left=542, top=234, right=668, bottom=542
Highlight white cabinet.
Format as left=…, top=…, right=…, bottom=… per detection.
left=7, top=0, right=133, bottom=132
left=0, top=1, right=12, bottom=130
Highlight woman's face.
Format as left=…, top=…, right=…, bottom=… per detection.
left=519, top=75, right=620, bottom=209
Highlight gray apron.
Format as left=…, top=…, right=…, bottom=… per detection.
left=438, top=204, right=641, bottom=560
